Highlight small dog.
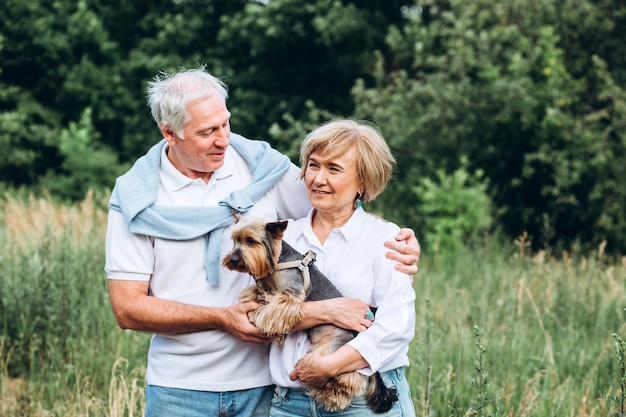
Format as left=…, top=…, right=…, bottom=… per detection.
left=222, top=215, right=397, bottom=413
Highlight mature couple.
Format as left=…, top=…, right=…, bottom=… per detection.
left=105, top=67, right=419, bottom=416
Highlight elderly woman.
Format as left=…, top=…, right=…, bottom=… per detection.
left=269, top=120, right=416, bottom=416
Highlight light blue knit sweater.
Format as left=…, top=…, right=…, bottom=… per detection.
left=109, top=133, right=291, bottom=285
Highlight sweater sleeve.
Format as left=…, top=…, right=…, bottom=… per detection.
left=269, top=163, right=312, bottom=220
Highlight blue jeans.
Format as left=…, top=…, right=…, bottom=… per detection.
left=145, top=384, right=274, bottom=417
left=270, top=368, right=416, bottom=417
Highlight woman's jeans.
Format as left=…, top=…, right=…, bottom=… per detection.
left=270, top=367, right=416, bottom=417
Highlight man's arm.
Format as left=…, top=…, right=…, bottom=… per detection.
left=107, top=279, right=271, bottom=344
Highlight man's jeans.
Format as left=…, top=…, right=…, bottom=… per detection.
left=145, top=384, right=273, bottom=417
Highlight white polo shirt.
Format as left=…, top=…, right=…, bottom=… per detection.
left=269, top=208, right=416, bottom=388
left=105, top=141, right=310, bottom=392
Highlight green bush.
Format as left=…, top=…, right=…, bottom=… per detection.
left=38, top=108, right=127, bottom=202
left=413, top=158, right=492, bottom=253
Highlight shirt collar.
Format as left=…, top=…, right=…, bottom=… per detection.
left=160, top=143, right=235, bottom=191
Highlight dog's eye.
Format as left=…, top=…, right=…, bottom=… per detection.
left=246, top=237, right=256, bottom=245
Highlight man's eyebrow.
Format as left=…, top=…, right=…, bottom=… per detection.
left=197, top=126, right=216, bottom=134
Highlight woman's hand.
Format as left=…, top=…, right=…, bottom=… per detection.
left=298, top=298, right=374, bottom=332
left=289, top=354, right=332, bottom=388
left=290, top=345, right=368, bottom=388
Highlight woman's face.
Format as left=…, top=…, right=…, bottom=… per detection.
left=304, top=146, right=363, bottom=217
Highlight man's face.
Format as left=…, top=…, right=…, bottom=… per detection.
left=162, top=93, right=231, bottom=183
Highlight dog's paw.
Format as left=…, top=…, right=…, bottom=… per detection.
left=254, top=308, right=295, bottom=337
left=274, top=334, right=287, bottom=347
left=247, top=310, right=258, bottom=325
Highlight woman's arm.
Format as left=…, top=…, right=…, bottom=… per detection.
left=294, top=228, right=419, bottom=332
left=290, top=344, right=368, bottom=388
left=291, top=226, right=417, bottom=383
left=294, top=298, right=374, bottom=332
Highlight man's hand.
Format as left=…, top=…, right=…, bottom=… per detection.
left=222, top=301, right=272, bottom=344
left=321, top=298, right=374, bottom=333
left=384, top=227, right=420, bottom=276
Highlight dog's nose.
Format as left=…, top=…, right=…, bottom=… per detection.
left=229, top=254, right=240, bottom=266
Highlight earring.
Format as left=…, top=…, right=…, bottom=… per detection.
left=354, top=192, right=363, bottom=209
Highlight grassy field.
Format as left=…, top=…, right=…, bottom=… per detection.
left=0, top=193, right=625, bottom=416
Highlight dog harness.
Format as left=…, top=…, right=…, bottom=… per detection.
left=274, top=250, right=317, bottom=292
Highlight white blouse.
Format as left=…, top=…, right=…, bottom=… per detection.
left=269, top=207, right=416, bottom=388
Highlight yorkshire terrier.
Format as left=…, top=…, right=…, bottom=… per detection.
left=222, top=215, right=398, bottom=413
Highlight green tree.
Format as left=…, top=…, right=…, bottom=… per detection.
left=0, top=88, right=61, bottom=186
left=1, top=0, right=413, bottom=193
left=215, top=0, right=411, bottom=149
left=0, top=0, right=126, bottom=191
left=0, top=0, right=250, bottom=191
left=353, top=0, right=626, bottom=252
left=39, top=108, right=126, bottom=201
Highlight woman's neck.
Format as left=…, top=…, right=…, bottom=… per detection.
left=311, top=208, right=356, bottom=245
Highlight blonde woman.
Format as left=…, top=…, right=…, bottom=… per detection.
left=269, top=120, right=416, bottom=416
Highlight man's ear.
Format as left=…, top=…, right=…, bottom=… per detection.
left=266, top=220, right=288, bottom=240
left=161, top=123, right=177, bottom=145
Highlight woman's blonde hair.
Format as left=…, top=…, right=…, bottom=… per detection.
left=299, top=119, right=395, bottom=202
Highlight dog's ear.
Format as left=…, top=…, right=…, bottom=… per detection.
left=266, top=220, right=288, bottom=240
left=230, top=210, right=242, bottom=223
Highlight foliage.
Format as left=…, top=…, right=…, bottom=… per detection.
left=39, top=108, right=127, bottom=201
left=352, top=0, right=626, bottom=253
left=412, top=158, right=492, bottom=253
left=410, top=234, right=626, bottom=416
left=466, top=325, right=496, bottom=417
left=611, top=333, right=626, bottom=416
left=0, top=84, right=61, bottom=186
left=215, top=0, right=409, bottom=149
left=1, top=0, right=625, bottom=248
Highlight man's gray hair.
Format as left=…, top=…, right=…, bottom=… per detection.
left=147, top=66, right=229, bottom=139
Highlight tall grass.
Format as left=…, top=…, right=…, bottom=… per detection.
left=1, top=192, right=625, bottom=416
left=409, top=233, right=626, bottom=416
left=0, top=192, right=146, bottom=416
